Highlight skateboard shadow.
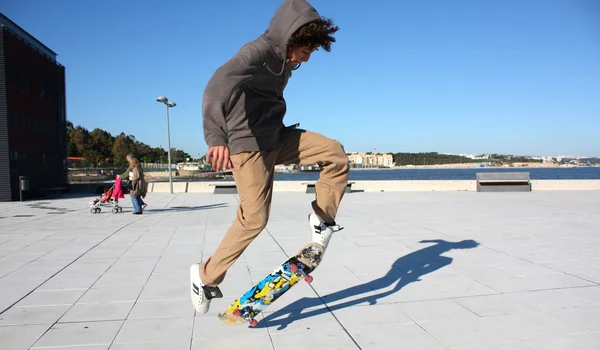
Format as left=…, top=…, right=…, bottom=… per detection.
left=257, top=238, right=479, bottom=330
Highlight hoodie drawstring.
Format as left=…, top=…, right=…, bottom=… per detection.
left=263, top=60, right=302, bottom=76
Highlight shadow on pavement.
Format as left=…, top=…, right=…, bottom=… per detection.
left=145, top=203, right=228, bottom=212
left=257, top=239, right=480, bottom=330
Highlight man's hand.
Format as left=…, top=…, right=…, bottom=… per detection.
left=207, top=145, right=232, bottom=172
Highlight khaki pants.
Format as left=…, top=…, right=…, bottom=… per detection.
left=200, top=128, right=350, bottom=286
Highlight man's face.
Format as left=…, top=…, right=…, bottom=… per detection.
left=288, top=46, right=316, bottom=65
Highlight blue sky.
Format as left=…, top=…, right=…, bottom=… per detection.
left=2, top=0, right=599, bottom=157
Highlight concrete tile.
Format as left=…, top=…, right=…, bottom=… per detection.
left=38, top=346, right=109, bottom=350
left=348, top=322, right=446, bottom=349
left=398, top=299, right=479, bottom=322
left=418, top=311, right=585, bottom=348
left=192, top=335, right=273, bottom=350
left=455, top=294, right=538, bottom=317
left=497, top=262, right=566, bottom=276
left=0, top=291, right=25, bottom=311
left=507, top=289, right=595, bottom=311
left=524, top=332, right=600, bottom=350
left=429, top=279, right=499, bottom=298
left=91, top=274, right=148, bottom=290
left=128, top=298, right=193, bottom=319
left=60, top=301, right=134, bottom=322
left=111, top=341, right=190, bottom=350
left=570, top=270, right=600, bottom=284
left=193, top=313, right=269, bottom=339
left=0, top=305, right=70, bottom=325
left=16, top=289, right=87, bottom=306
left=79, top=287, right=143, bottom=303
left=561, top=286, right=600, bottom=304
left=32, top=320, right=123, bottom=348
left=0, top=324, right=52, bottom=350
left=477, top=273, right=595, bottom=293
left=546, top=305, right=600, bottom=332
left=113, top=317, right=193, bottom=343
left=38, top=275, right=99, bottom=290
left=270, top=329, right=357, bottom=350
left=262, top=306, right=342, bottom=334
left=121, top=244, right=168, bottom=259
left=450, top=341, right=534, bottom=349
left=137, top=275, right=188, bottom=300
left=310, top=275, right=369, bottom=292
left=540, top=260, right=600, bottom=273
left=331, top=304, right=413, bottom=328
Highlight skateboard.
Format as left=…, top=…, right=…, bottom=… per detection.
left=217, top=242, right=325, bottom=327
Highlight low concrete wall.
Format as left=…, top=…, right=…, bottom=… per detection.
left=531, top=180, right=600, bottom=191
left=352, top=180, right=474, bottom=192
left=146, top=179, right=600, bottom=193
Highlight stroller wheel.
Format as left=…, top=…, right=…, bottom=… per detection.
left=112, top=208, right=118, bottom=214
left=118, top=207, right=123, bottom=213
left=95, top=208, right=101, bottom=213
left=90, top=208, right=96, bottom=214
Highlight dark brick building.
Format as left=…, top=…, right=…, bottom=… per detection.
left=0, top=13, right=67, bottom=201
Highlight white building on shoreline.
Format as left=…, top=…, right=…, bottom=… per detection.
left=347, top=153, right=394, bottom=168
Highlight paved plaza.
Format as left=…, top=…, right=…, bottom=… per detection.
left=1, top=190, right=599, bottom=349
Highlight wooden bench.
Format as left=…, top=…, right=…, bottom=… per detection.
left=303, top=182, right=355, bottom=194
left=476, top=172, right=531, bottom=192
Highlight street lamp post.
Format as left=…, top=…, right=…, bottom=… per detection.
left=156, top=96, right=176, bottom=194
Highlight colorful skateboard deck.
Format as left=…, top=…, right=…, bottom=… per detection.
left=217, top=242, right=325, bottom=326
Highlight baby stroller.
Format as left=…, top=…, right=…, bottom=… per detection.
left=89, top=176, right=124, bottom=214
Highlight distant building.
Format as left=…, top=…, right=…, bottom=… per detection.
left=0, top=13, right=67, bottom=201
left=347, top=152, right=394, bottom=168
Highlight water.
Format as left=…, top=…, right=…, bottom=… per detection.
left=270, top=167, right=600, bottom=181
left=178, top=166, right=600, bottom=183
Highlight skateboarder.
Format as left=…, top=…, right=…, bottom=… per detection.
left=190, top=0, right=349, bottom=314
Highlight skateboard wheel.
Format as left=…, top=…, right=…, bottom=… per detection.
left=304, top=275, right=313, bottom=283
left=233, top=309, right=241, bottom=317
left=249, top=319, right=258, bottom=327
left=289, top=264, right=298, bottom=272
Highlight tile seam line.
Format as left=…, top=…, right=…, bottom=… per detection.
left=263, top=226, right=362, bottom=349
left=107, top=206, right=185, bottom=350
left=0, top=218, right=148, bottom=349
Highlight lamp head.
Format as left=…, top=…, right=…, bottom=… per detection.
left=156, top=96, right=168, bottom=103
left=166, top=102, right=176, bottom=107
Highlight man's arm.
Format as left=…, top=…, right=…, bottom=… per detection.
left=202, top=44, right=261, bottom=147
left=119, top=166, right=132, bottom=180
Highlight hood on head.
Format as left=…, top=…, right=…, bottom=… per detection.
left=264, top=0, right=321, bottom=61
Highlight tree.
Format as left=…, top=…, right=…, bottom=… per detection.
left=70, top=126, right=91, bottom=156
left=66, top=120, right=195, bottom=167
left=112, top=133, right=134, bottom=166
left=83, top=149, right=103, bottom=167
left=89, top=128, right=115, bottom=160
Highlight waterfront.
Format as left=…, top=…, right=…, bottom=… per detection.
left=272, top=166, right=600, bottom=182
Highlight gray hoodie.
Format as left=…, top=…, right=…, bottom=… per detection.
left=202, top=0, right=321, bottom=155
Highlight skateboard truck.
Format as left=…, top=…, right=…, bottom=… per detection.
left=289, top=263, right=313, bottom=283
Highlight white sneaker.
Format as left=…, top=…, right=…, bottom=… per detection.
left=309, top=213, right=343, bottom=250
left=189, top=264, right=222, bottom=314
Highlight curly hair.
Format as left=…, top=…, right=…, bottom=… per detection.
left=287, top=17, right=340, bottom=52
